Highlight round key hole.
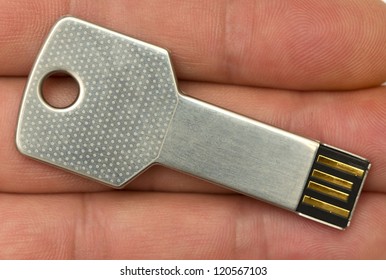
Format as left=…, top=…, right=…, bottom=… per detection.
left=40, top=71, right=80, bottom=109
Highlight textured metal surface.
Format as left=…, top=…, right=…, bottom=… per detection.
left=16, top=17, right=178, bottom=187
left=158, top=95, right=319, bottom=210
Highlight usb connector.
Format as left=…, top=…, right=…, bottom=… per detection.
left=296, top=144, right=370, bottom=229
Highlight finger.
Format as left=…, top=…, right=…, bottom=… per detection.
left=2, top=78, right=386, bottom=193
left=1, top=0, right=385, bottom=90
left=0, top=191, right=385, bottom=259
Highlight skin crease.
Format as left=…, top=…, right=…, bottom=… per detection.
left=0, top=0, right=385, bottom=259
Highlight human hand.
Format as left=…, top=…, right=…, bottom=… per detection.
left=0, top=0, right=385, bottom=259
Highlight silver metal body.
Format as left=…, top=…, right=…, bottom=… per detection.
left=16, top=17, right=318, bottom=211
left=16, top=17, right=370, bottom=229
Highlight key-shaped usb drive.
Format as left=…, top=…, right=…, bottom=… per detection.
left=16, top=17, right=370, bottom=229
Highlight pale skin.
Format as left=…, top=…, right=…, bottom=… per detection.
left=0, top=0, right=385, bottom=259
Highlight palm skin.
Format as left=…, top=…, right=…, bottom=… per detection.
left=0, top=0, right=385, bottom=259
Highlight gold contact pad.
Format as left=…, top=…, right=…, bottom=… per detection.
left=317, top=155, right=364, bottom=178
left=307, top=181, right=349, bottom=202
left=302, top=195, right=350, bottom=218
left=312, top=170, right=353, bottom=190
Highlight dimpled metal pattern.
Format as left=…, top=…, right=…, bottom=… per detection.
left=17, top=17, right=178, bottom=187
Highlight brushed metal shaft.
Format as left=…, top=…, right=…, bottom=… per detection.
left=158, top=94, right=319, bottom=210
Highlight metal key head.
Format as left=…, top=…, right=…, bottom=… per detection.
left=16, top=17, right=179, bottom=187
